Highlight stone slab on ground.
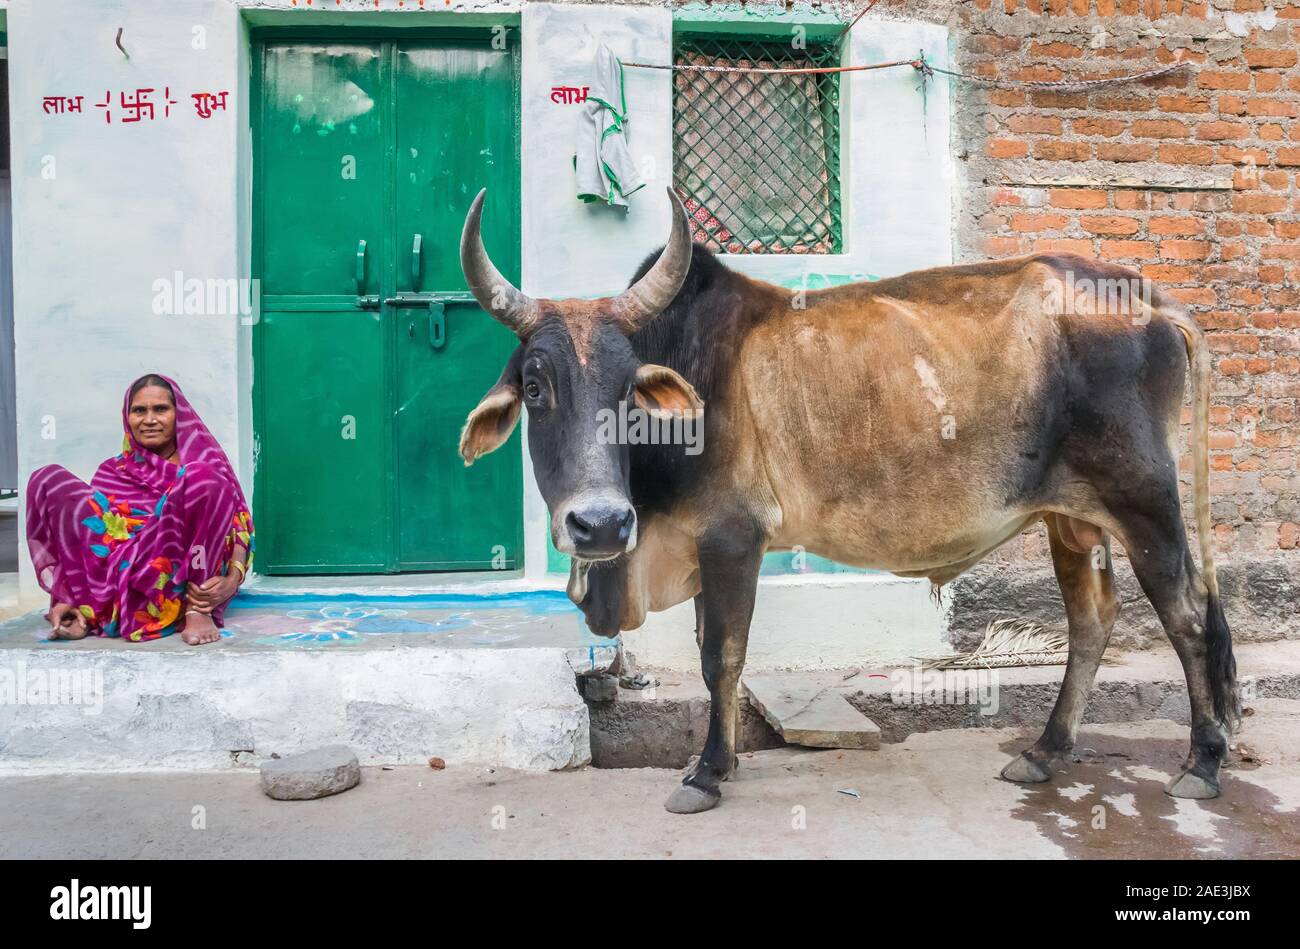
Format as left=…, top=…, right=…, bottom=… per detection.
left=743, top=674, right=881, bottom=750
left=260, top=745, right=361, bottom=800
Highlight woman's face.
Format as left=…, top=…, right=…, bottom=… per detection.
left=128, top=385, right=177, bottom=454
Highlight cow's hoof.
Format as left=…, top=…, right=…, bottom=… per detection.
left=665, top=783, right=721, bottom=814
left=1000, top=754, right=1051, bottom=784
left=1165, top=770, right=1220, bottom=800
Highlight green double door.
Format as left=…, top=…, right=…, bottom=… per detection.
left=253, top=34, right=522, bottom=574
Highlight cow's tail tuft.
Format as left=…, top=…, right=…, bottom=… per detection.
left=1172, top=311, right=1240, bottom=731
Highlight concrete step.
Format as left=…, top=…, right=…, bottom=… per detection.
left=0, top=591, right=616, bottom=774
left=586, top=641, right=1300, bottom=769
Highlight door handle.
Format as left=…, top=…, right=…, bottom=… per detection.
left=429, top=302, right=446, bottom=350
left=355, top=239, right=379, bottom=308
left=411, top=233, right=423, bottom=290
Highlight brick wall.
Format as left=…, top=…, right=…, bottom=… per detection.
left=950, top=0, right=1300, bottom=565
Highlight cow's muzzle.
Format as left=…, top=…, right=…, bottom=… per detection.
left=555, top=494, right=637, bottom=561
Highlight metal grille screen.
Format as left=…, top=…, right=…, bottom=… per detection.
left=672, top=35, right=843, bottom=255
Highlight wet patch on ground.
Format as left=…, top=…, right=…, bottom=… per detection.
left=1001, top=731, right=1299, bottom=858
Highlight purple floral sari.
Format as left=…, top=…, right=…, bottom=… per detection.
left=26, top=375, right=254, bottom=641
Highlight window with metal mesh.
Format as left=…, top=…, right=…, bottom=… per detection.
left=673, top=34, right=842, bottom=255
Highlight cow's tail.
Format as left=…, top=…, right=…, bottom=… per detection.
left=1170, top=310, right=1239, bottom=730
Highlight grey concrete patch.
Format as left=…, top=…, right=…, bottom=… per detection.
left=587, top=680, right=781, bottom=769
left=743, top=674, right=881, bottom=750
left=260, top=745, right=361, bottom=801
left=944, top=556, right=1300, bottom=652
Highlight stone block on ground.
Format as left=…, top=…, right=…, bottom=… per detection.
left=260, top=745, right=361, bottom=801
left=743, top=675, right=881, bottom=750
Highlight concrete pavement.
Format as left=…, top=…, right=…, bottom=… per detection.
left=3, top=699, right=1296, bottom=859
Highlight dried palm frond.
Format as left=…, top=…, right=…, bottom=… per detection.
left=921, top=619, right=1070, bottom=670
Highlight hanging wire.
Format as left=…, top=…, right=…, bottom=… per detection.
left=622, top=56, right=1190, bottom=91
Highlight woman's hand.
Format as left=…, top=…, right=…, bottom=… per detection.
left=46, top=603, right=88, bottom=640
left=186, top=574, right=240, bottom=613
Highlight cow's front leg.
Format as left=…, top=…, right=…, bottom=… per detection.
left=665, top=519, right=764, bottom=815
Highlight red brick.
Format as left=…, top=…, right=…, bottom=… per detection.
left=1277, top=148, right=1300, bottom=166
left=1218, top=95, right=1248, bottom=115
left=1034, top=140, right=1092, bottom=161
left=1081, top=215, right=1141, bottom=235
left=1218, top=146, right=1270, bottom=165
left=1245, top=48, right=1299, bottom=69
left=1031, top=91, right=1088, bottom=109
left=1010, top=213, right=1069, bottom=232
left=984, top=236, right=1024, bottom=256
left=1158, top=94, right=1212, bottom=113
left=1049, top=188, right=1108, bottom=209
left=1169, top=287, right=1218, bottom=307
left=1032, top=41, right=1085, bottom=58
left=1033, top=238, right=1094, bottom=255
left=1092, top=95, right=1153, bottom=111
left=1072, top=117, right=1128, bottom=137
left=1115, top=191, right=1151, bottom=210
left=1007, top=114, right=1064, bottom=134
left=1197, top=71, right=1252, bottom=90
left=1013, top=66, right=1066, bottom=83
left=1145, top=264, right=1200, bottom=282
left=988, top=139, right=1029, bottom=159
left=1161, top=240, right=1211, bottom=260
left=1148, top=216, right=1205, bottom=236
left=989, top=89, right=1027, bottom=108
left=1097, top=142, right=1155, bottom=162
left=1196, top=120, right=1251, bottom=140
left=1132, top=118, right=1191, bottom=138
left=1158, top=143, right=1217, bottom=165
left=1245, top=98, right=1299, bottom=117
left=1233, top=193, right=1289, bottom=214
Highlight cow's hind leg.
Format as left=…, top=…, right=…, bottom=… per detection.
left=665, top=516, right=764, bottom=815
left=1114, top=505, right=1235, bottom=799
left=1001, top=514, right=1120, bottom=784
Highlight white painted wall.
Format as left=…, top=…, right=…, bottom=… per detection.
left=8, top=0, right=955, bottom=666
left=9, top=0, right=247, bottom=600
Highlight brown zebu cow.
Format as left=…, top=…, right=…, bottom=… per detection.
left=458, top=188, right=1238, bottom=814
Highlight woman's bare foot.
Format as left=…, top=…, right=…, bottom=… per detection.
left=181, top=610, right=222, bottom=646
left=47, top=603, right=88, bottom=640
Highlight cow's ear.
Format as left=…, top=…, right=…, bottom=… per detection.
left=633, top=364, right=703, bottom=419
left=460, top=347, right=524, bottom=465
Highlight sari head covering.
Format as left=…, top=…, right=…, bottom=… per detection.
left=26, top=373, right=254, bottom=641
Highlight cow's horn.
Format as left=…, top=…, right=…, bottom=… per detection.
left=461, top=188, right=542, bottom=338
left=612, top=188, right=692, bottom=334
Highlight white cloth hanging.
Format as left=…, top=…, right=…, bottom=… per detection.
left=574, top=43, right=645, bottom=209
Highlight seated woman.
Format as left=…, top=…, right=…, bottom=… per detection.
left=26, top=373, right=254, bottom=646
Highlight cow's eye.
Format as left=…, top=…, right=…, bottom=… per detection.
left=525, top=381, right=541, bottom=401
